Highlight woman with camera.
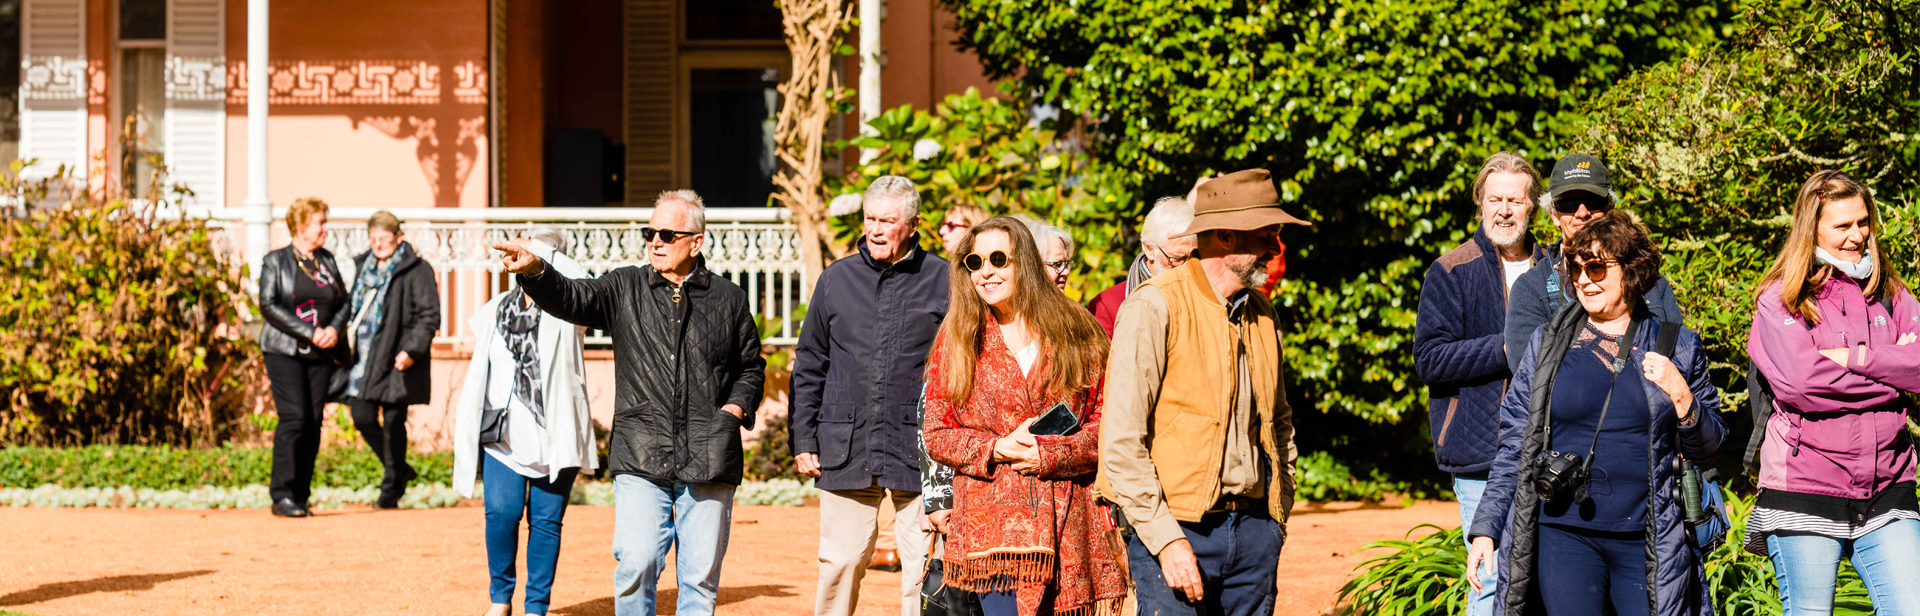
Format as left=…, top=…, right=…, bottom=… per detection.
left=1465, top=211, right=1725, bottom=616
left=1746, top=171, right=1920, bottom=615
left=922, top=216, right=1126, bottom=616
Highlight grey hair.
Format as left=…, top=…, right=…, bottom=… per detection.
left=655, top=189, right=708, bottom=233
left=863, top=176, right=921, bottom=220
left=1026, top=220, right=1076, bottom=259
left=1472, top=151, right=1544, bottom=209
left=1139, top=197, right=1195, bottom=249
left=526, top=228, right=568, bottom=256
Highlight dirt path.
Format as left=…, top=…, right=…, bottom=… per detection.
left=0, top=500, right=1455, bottom=616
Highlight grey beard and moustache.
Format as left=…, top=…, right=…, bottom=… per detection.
left=1484, top=210, right=1529, bottom=249
left=1232, top=257, right=1268, bottom=289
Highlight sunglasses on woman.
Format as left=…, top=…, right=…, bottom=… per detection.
left=1570, top=258, right=1617, bottom=282
left=963, top=251, right=1011, bottom=272
left=641, top=227, right=697, bottom=243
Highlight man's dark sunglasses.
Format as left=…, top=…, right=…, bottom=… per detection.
left=963, top=251, right=1011, bottom=272
left=642, top=227, right=697, bottom=243
left=1553, top=195, right=1613, bottom=215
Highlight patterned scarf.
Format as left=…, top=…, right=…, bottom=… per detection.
left=347, top=241, right=411, bottom=396
left=496, top=288, right=545, bottom=425
left=1123, top=252, right=1154, bottom=294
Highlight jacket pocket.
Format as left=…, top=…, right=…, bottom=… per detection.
left=819, top=403, right=857, bottom=469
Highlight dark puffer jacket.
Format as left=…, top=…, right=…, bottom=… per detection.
left=349, top=245, right=440, bottom=406
left=518, top=259, right=766, bottom=485
left=1504, top=241, right=1685, bottom=375
left=1414, top=229, right=1546, bottom=474
left=1470, top=302, right=1726, bottom=616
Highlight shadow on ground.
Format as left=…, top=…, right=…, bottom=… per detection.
left=553, top=584, right=800, bottom=615
left=0, top=570, right=216, bottom=606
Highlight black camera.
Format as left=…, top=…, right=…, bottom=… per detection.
left=1535, top=450, right=1591, bottom=504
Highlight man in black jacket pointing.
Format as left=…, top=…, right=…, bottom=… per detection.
left=494, top=189, right=765, bottom=616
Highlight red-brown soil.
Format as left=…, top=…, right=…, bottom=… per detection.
left=0, top=500, right=1454, bottom=616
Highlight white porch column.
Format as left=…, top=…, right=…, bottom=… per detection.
left=856, top=0, right=880, bottom=163
left=243, top=0, right=270, bottom=280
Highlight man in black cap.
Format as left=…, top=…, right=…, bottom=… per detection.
left=1503, top=153, right=1685, bottom=374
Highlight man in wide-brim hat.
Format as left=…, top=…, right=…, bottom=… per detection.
left=1099, top=168, right=1308, bottom=616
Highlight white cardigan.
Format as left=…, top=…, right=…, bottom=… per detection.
left=452, top=241, right=599, bottom=495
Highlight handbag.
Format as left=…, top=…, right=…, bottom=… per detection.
left=478, top=404, right=508, bottom=446
left=920, top=535, right=980, bottom=616
left=1653, top=321, right=1729, bottom=552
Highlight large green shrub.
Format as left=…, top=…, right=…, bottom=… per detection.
left=0, top=165, right=264, bottom=446
left=0, top=445, right=454, bottom=489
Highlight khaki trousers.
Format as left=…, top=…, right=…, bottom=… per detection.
left=815, top=486, right=927, bottom=616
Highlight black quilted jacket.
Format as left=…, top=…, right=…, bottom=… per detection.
left=518, top=259, right=766, bottom=484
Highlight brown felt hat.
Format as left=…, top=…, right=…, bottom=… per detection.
left=1175, top=169, right=1312, bottom=237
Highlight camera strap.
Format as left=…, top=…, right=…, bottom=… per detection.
left=1573, top=318, right=1642, bottom=476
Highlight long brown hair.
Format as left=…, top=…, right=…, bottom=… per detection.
left=1755, top=170, right=1908, bottom=324
left=936, top=217, right=1109, bottom=403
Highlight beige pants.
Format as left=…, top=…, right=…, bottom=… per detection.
left=815, top=486, right=927, bottom=616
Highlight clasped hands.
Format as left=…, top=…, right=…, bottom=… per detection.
left=992, top=417, right=1042, bottom=475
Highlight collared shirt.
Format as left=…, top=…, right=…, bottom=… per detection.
left=1105, top=284, right=1271, bottom=552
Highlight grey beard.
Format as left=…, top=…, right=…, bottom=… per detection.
left=1485, top=217, right=1526, bottom=248
left=1236, top=261, right=1267, bottom=289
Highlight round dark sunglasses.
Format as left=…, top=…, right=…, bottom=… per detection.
left=641, top=227, right=697, bottom=243
left=963, top=251, right=1011, bottom=272
left=1569, top=258, right=1617, bottom=282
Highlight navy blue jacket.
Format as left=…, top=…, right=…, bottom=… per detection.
left=1471, top=304, right=1725, bottom=616
left=1504, top=240, right=1685, bottom=375
left=1415, top=230, right=1547, bottom=474
left=790, top=237, right=950, bottom=492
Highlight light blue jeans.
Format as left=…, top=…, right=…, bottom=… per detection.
left=1455, top=476, right=1499, bottom=616
left=1768, top=518, right=1920, bottom=616
left=611, top=475, right=736, bottom=616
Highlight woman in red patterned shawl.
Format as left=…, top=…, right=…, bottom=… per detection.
left=924, top=216, right=1127, bottom=616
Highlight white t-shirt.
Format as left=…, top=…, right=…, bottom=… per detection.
left=1503, top=258, right=1532, bottom=290
left=1014, top=341, right=1040, bottom=376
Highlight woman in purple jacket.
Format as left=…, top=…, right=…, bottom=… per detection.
left=1747, top=170, right=1920, bottom=615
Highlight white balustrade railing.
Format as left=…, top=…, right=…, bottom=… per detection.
left=192, top=207, right=808, bottom=348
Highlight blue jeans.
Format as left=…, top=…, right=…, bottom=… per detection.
left=1127, top=511, right=1282, bottom=616
left=1454, top=476, right=1499, bottom=616
left=611, top=475, right=736, bottom=616
left=483, top=453, right=578, bottom=615
left=1768, top=518, right=1920, bottom=615
left=1535, top=524, right=1649, bottom=616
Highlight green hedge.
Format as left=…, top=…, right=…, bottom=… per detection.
left=0, top=446, right=453, bottom=490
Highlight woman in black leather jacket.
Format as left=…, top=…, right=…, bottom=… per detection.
left=258, top=197, right=352, bottom=518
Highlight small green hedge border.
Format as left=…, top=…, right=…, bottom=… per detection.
left=0, top=479, right=819, bottom=510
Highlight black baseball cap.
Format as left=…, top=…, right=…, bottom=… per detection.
left=1548, top=153, right=1613, bottom=200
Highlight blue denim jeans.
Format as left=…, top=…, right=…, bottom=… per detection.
left=1127, top=511, right=1282, bottom=616
left=1454, top=476, right=1499, bottom=616
left=483, top=453, right=578, bottom=615
left=611, top=475, right=735, bottom=616
left=1768, top=518, right=1920, bottom=616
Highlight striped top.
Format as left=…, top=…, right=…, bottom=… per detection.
left=1743, top=506, right=1920, bottom=554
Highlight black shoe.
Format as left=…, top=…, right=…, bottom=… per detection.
left=374, top=492, right=402, bottom=510
left=272, top=497, right=311, bottom=518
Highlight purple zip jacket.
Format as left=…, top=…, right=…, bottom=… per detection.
left=1749, top=273, right=1920, bottom=500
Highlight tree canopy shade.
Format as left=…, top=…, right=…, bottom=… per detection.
left=941, top=0, right=1730, bottom=431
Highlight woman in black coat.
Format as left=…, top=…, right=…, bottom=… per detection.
left=258, top=197, right=353, bottom=519
left=344, top=211, right=441, bottom=509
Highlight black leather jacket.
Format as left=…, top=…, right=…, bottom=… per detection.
left=257, top=245, right=352, bottom=358
left=518, top=258, right=766, bottom=485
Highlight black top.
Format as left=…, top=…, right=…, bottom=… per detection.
left=289, top=251, right=345, bottom=358
left=1759, top=482, right=1920, bottom=524
left=1543, top=322, right=1651, bottom=532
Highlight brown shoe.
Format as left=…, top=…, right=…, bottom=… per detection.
left=868, top=549, right=901, bottom=572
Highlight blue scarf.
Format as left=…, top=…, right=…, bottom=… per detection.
left=347, top=241, right=412, bottom=397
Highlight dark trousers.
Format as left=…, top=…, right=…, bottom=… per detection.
left=1536, top=523, right=1650, bottom=616
left=349, top=398, right=416, bottom=495
left=484, top=453, right=577, bottom=614
left=1128, top=511, right=1282, bottom=616
left=265, top=354, right=336, bottom=504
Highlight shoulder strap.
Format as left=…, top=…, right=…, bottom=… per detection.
left=1743, top=362, right=1775, bottom=478
left=1655, top=321, right=1681, bottom=358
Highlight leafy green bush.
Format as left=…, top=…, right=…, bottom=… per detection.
left=1296, top=450, right=1429, bottom=503
left=0, top=445, right=453, bottom=489
left=744, top=413, right=800, bottom=481
left=0, top=165, right=264, bottom=446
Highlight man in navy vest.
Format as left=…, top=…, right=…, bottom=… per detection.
left=1414, top=152, right=1549, bottom=616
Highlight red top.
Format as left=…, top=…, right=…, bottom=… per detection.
left=1087, top=282, right=1127, bottom=338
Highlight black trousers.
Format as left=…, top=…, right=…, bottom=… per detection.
left=349, top=398, right=416, bottom=495
left=265, top=354, right=337, bottom=504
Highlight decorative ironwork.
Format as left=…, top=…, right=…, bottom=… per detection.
left=227, top=60, right=489, bottom=106
left=22, top=56, right=87, bottom=101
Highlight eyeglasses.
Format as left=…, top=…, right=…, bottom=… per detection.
left=1570, top=258, right=1617, bottom=283
left=1553, top=195, right=1612, bottom=215
left=940, top=220, right=969, bottom=233
left=1154, top=246, right=1190, bottom=268
left=1043, top=260, right=1071, bottom=273
left=963, top=251, right=1011, bottom=272
left=642, top=227, right=697, bottom=243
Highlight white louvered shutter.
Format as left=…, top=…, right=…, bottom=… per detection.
left=165, top=0, right=224, bottom=206
left=19, top=0, right=87, bottom=179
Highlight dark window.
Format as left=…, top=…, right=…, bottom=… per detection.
left=119, top=0, right=164, bottom=41
left=689, top=68, right=780, bottom=208
left=684, top=0, right=782, bottom=41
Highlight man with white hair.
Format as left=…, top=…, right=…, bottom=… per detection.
left=791, top=175, right=949, bottom=616
left=1089, top=197, right=1198, bottom=336
left=493, top=190, right=766, bottom=616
